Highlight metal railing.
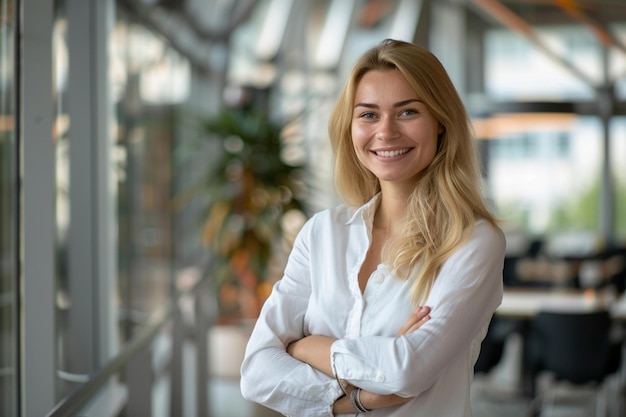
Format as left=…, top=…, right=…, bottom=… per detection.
left=46, top=276, right=216, bottom=417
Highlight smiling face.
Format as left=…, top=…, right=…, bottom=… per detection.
left=351, top=69, right=440, bottom=192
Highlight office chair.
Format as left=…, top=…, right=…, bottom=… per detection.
left=528, top=310, right=622, bottom=417
left=475, top=316, right=523, bottom=375
left=474, top=318, right=505, bottom=375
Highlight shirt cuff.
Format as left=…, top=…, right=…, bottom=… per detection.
left=331, top=338, right=388, bottom=385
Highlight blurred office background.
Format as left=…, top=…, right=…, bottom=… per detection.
left=3, top=0, right=626, bottom=416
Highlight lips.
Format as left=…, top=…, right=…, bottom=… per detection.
left=374, top=148, right=411, bottom=157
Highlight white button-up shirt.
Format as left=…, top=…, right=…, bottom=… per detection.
left=241, top=195, right=505, bottom=417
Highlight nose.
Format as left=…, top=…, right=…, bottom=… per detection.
left=375, top=116, right=399, bottom=141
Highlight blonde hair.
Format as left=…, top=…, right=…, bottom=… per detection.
left=329, top=39, right=498, bottom=305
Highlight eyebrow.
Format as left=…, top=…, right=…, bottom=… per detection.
left=353, top=98, right=422, bottom=109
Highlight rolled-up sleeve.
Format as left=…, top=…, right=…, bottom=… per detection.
left=240, top=218, right=344, bottom=417
left=330, top=221, right=505, bottom=398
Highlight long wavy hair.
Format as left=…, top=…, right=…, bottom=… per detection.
left=329, top=39, right=498, bottom=305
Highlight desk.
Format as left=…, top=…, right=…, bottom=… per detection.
left=496, top=288, right=626, bottom=321
left=493, top=288, right=626, bottom=399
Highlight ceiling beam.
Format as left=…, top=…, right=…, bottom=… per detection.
left=472, top=0, right=597, bottom=87
left=118, top=0, right=257, bottom=74
left=553, top=0, right=626, bottom=58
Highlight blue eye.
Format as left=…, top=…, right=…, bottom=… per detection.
left=401, top=109, right=417, bottom=117
left=360, top=112, right=375, bottom=119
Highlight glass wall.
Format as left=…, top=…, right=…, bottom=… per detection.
left=112, top=11, right=186, bottom=341
left=49, top=0, right=191, bottom=403
left=482, top=26, right=626, bottom=246
left=485, top=116, right=603, bottom=234
left=52, top=0, right=72, bottom=400
left=0, top=0, right=17, bottom=415
left=611, top=116, right=626, bottom=240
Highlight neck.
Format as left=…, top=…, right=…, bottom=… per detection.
left=375, top=189, right=409, bottom=234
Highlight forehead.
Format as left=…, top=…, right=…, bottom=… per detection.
left=354, top=69, right=420, bottom=101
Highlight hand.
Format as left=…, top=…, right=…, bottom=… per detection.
left=396, top=306, right=431, bottom=336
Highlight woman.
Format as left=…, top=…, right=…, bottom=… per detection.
left=240, top=39, right=505, bottom=417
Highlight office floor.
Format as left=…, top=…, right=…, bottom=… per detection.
left=207, top=333, right=624, bottom=417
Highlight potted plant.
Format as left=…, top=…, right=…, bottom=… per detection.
left=178, top=107, right=308, bottom=323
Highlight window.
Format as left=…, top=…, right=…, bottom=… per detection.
left=483, top=26, right=625, bottom=241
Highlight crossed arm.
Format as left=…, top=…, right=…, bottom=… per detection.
left=287, top=306, right=431, bottom=414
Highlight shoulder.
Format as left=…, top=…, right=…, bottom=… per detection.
left=434, top=220, right=506, bottom=289
left=453, top=220, right=506, bottom=262
left=472, top=219, right=505, bottom=248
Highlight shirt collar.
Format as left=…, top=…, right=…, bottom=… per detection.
left=345, top=193, right=381, bottom=226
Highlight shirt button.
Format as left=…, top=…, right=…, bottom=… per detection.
left=375, top=273, right=384, bottom=283
left=375, top=372, right=386, bottom=382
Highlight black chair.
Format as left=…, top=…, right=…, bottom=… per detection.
left=475, top=318, right=505, bottom=375
left=527, top=310, right=622, bottom=417
left=475, top=316, right=522, bottom=375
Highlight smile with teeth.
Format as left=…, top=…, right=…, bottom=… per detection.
left=374, top=148, right=411, bottom=157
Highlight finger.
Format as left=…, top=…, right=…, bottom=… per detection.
left=407, top=306, right=430, bottom=327
left=413, top=306, right=430, bottom=319
left=405, top=314, right=431, bottom=333
left=396, top=320, right=413, bottom=337
left=397, top=306, right=430, bottom=336
left=396, top=308, right=422, bottom=336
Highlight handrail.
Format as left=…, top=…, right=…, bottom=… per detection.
left=46, top=303, right=172, bottom=417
